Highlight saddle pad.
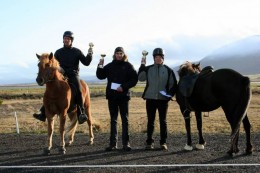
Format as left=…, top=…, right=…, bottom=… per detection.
left=179, top=74, right=199, bottom=97
left=178, top=66, right=213, bottom=97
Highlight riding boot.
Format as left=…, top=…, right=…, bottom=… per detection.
left=77, top=105, right=88, bottom=124
left=33, top=106, right=46, bottom=122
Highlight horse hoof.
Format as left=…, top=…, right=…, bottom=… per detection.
left=184, top=144, right=193, bottom=151
left=43, top=148, right=51, bottom=156
left=59, top=147, right=66, bottom=155
left=246, top=149, right=253, bottom=155
left=65, top=142, right=73, bottom=147
left=87, top=141, right=94, bottom=146
left=226, top=150, right=233, bottom=157
left=196, top=144, right=205, bottom=150
left=246, top=151, right=253, bottom=155
left=246, top=146, right=253, bottom=155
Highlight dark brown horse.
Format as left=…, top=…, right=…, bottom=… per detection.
left=36, top=53, right=94, bottom=155
left=176, top=61, right=252, bottom=156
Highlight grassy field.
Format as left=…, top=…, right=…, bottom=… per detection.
left=0, top=83, right=259, bottom=135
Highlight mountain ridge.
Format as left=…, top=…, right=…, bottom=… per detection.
left=199, top=35, right=260, bottom=75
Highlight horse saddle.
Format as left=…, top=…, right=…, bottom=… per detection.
left=179, top=66, right=214, bottom=97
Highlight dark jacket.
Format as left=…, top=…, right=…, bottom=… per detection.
left=96, top=60, right=138, bottom=101
left=55, top=46, right=92, bottom=76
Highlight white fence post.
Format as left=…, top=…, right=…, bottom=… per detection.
left=14, top=112, right=20, bottom=134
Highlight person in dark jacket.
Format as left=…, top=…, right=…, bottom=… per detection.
left=33, top=31, right=93, bottom=124
left=138, top=48, right=177, bottom=150
left=96, top=47, right=138, bottom=151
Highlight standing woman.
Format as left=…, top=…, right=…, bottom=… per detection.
left=138, top=48, right=177, bottom=150
left=96, top=47, right=138, bottom=151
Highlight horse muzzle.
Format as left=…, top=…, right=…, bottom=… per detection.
left=36, top=76, right=45, bottom=86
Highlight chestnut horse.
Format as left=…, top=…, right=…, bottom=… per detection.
left=176, top=61, right=252, bottom=156
left=36, top=52, right=94, bottom=155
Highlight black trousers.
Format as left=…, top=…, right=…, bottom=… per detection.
left=68, top=75, right=84, bottom=112
left=108, top=99, right=129, bottom=146
left=146, top=99, right=169, bottom=145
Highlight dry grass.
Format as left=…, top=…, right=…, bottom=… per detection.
left=0, top=92, right=259, bottom=135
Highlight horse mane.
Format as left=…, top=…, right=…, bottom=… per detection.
left=178, top=61, right=201, bottom=78
left=38, top=53, right=60, bottom=70
left=37, top=52, right=67, bottom=83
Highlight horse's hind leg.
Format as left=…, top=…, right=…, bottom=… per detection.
left=227, top=119, right=240, bottom=156
left=243, top=114, right=253, bottom=154
left=85, top=99, right=94, bottom=145
left=83, top=84, right=94, bottom=145
left=195, top=111, right=206, bottom=150
left=66, top=111, right=78, bottom=146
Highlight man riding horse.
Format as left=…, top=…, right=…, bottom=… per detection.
left=33, top=31, right=93, bottom=124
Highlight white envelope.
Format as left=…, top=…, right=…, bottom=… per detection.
left=159, top=91, right=172, bottom=98
left=111, top=82, right=121, bottom=90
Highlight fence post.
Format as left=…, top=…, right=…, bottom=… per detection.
left=14, top=112, right=20, bottom=134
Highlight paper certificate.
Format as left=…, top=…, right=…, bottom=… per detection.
left=111, top=82, right=121, bottom=90
left=159, top=91, right=172, bottom=98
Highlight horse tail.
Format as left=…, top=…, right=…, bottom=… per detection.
left=231, top=76, right=251, bottom=140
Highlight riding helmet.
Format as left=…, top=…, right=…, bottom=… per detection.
left=153, top=48, right=164, bottom=58
left=63, top=31, right=74, bottom=41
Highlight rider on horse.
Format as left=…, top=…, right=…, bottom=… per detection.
left=33, top=31, right=93, bottom=124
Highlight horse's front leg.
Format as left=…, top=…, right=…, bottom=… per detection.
left=59, top=113, right=67, bottom=155
left=195, top=111, right=206, bottom=150
left=183, top=109, right=193, bottom=151
left=44, top=116, right=54, bottom=155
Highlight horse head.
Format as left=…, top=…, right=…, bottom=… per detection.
left=178, top=61, right=201, bottom=78
left=36, top=52, right=60, bottom=86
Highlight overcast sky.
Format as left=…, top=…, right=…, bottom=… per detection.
left=1, top=0, right=260, bottom=84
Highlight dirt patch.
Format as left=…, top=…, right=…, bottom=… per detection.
left=0, top=132, right=259, bottom=173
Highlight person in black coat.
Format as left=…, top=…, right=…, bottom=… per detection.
left=33, top=31, right=93, bottom=124
left=96, top=47, right=138, bottom=151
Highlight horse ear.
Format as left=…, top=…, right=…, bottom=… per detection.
left=195, top=62, right=200, bottom=68
left=36, top=53, right=41, bottom=59
left=49, top=52, right=53, bottom=60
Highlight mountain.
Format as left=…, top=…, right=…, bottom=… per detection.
left=199, top=35, right=260, bottom=75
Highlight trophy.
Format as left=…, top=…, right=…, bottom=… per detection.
left=89, top=42, right=94, bottom=48
left=88, top=42, right=94, bottom=54
left=141, top=50, right=148, bottom=64
left=99, top=54, right=106, bottom=68
left=101, top=54, right=106, bottom=59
